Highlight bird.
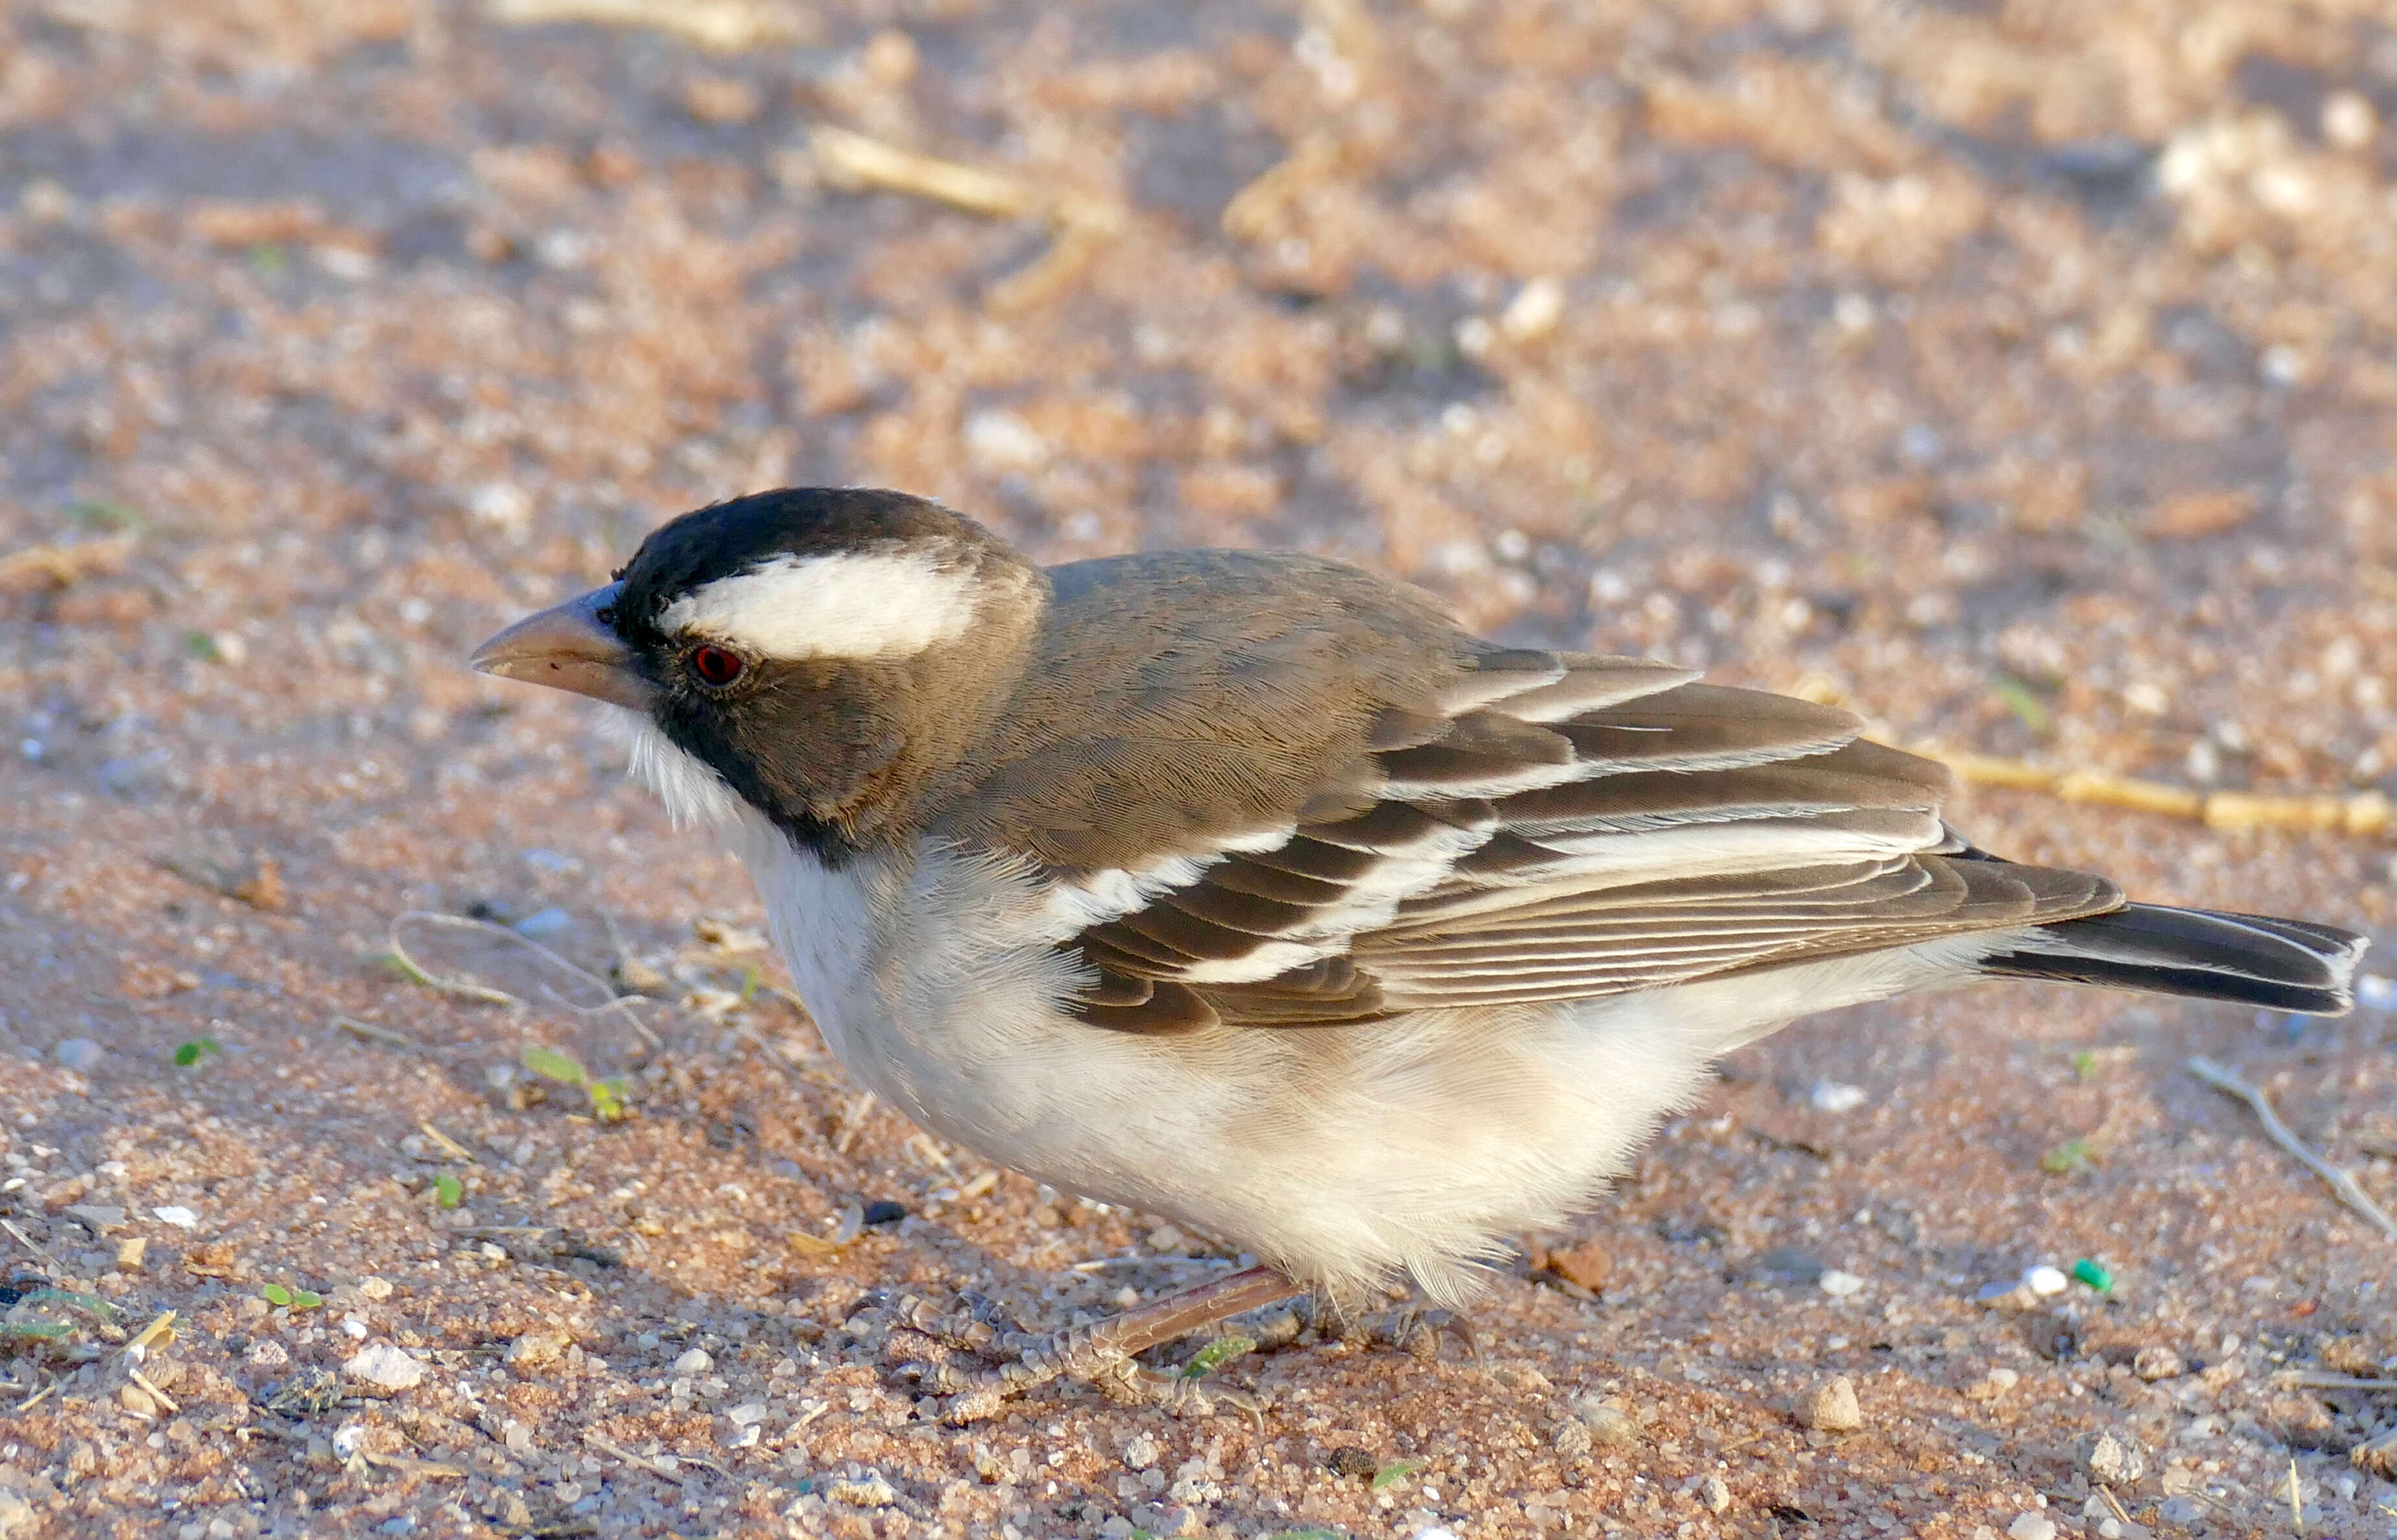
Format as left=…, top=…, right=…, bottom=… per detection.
left=472, top=485, right=2366, bottom=1421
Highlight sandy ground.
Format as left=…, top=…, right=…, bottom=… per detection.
left=1, top=1, right=2394, bottom=1536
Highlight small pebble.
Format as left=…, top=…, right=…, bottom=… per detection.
left=860, top=1199, right=908, bottom=1227
left=725, top=1402, right=768, bottom=1426
left=1818, top=1269, right=1866, bottom=1299
left=505, top=1332, right=568, bottom=1370
left=1323, top=1446, right=1377, bottom=1479
left=672, top=1348, right=712, bottom=1375
left=1753, top=1245, right=1826, bottom=1286
left=1544, top=1238, right=1612, bottom=1292
left=1500, top=276, right=1566, bottom=342
left=1701, top=1474, right=1731, bottom=1513
left=357, top=1276, right=393, bottom=1300
left=2007, top=1515, right=2058, bottom=1540
left=118, top=1383, right=156, bottom=1416
left=1123, top=1432, right=1162, bottom=1470
left=1573, top=1393, right=1638, bottom=1445
left=1965, top=1366, right=2021, bottom=1401
left=152, top=1207, right=198, bottom=1229
left=2024, top=1265, right=2068, bottom=1297
left=1808, top=1080, right=1868, bottom=1114
left=1800, top=1375, right=1863, bottom=1432
left=2132, top=1345, right=2185, bottom=1381
left=513, top=906, right=573, bottom=938
left=825, top=1473, right=899, bottom=1508
left=54, top=1038, right=104, bottom=1073
left=2156, top=1497, right=2204, bottom=1524
left=343, top=1342, right=426, bottom=1390
left=2078, top=1428, right=2147, bottom=1486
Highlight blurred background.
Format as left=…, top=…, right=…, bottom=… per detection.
left=3, top=0, right=2396, bottom=805
left=1, top=2, right=2395, bottom=1535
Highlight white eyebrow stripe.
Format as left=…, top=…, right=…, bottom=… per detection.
left=658, top=549, right=983, bottom=660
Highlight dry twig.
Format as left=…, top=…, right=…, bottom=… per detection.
left=385, top=911, right=662, bottom=1049
left=2273, top=1371, right=2397, bottom=1393
left=811, top=126, right=1041, bottom=219
left=0, top=532, right=137, bottom=592
left=2185, top=1058, right=2397, bottom=1244
left=333, top=1015, right=420, bottom=1051
left=2, top=1219, right=62, bottom=1273
left=804, top=126, right=1123, bottom=314
left=415, top=1123, right=477, bottom=1163
left=128, top=1366, right=180, bottom=1414
left=583, top=1428, right=726, bottom=1481
left=124, top=1310, right=176, bottom=1359
left=483, top=0, right=809, bottom=51
left=1919, top=747, right=2392, bottom=837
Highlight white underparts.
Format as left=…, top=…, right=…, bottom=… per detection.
left=657, top=547, right=990, bottom=661
left=616, top=713, right=745, bottom=829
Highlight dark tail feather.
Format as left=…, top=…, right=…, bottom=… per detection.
left=1981, top=903, right=2367, bottom=1016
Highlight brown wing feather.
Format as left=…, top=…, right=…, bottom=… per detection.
left=938, top=559, right=2124, bottom=1032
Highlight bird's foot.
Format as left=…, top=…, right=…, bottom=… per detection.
left=884, top=1264, right=1298, bottom=1424
left=1343, top=1303, right=1484, bottom=1364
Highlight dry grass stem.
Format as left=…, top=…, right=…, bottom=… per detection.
left=1918, top=747, right=2392, bottom=837
left=482, top=0, right=810, bottom=51
left=583, top=1430, right=686, bottom=1483
left=807, top=126, right=1123, bottom=317
left=2185, top=1057, right=2397, bottom=1244
left=0, top=531, right=137, bottom=592
left=128, top=1366, right=180, bottom=1414
left=2274, top=1371, right=2397, bottom=1393
left=387, top=910, right=662, bottom=1048
left=332, top=1015, right=420, bottom=1050
left=2, top=1218, right=64, bottom=1272
left=415, top=1123, right=477, bottom=1163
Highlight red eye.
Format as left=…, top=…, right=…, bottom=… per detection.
left=690, top=645, right=745, bottom=688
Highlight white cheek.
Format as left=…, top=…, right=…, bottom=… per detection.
left=614, top=713, right=745, bottom=829
left=658, top=548, right=997, bottom=661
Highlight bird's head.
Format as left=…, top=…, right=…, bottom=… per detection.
left=470, top=487, right=1045, bottom=858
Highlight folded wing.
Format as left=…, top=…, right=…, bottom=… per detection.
left=1058, top=649, right=2120, bottom=1031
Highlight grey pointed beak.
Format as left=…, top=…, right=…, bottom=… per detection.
left=469, top=583, right=655, bottom=710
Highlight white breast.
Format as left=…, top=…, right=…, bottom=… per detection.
left=620, top=714, right=2006, bottom=1305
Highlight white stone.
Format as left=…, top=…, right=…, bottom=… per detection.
left=1808, top=1080, right=1868, bottom=1113
left=2006, top=1515, right=2058, bottom=1540
left=673, top=1347, right=713, bottom=1375
left=1500, top=277, right=1566, bottom=342
left=152, top=1206, right=199, bottom=1229
left=1801, top=1375, right=1863, bottom=1432
left=964, top=410, right=1048, bottom=473
left=1818, top=1269, right=1867, bottom=1298
left=344, top=1342, right=427, bottom=1390
left=2025, top=1264, right=2068, bottom=1296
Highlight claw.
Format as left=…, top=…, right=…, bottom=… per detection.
left=1353, top=1305, right=1483, bottom=1364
